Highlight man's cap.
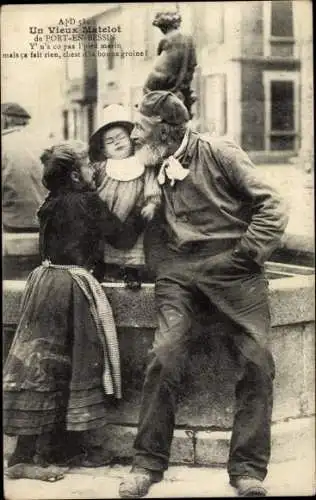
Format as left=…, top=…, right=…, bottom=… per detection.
left=1, top=102, right=31, bottom=119
left=139, top=91, right=190, bottom=125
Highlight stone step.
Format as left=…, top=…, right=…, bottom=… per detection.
left=4, top=432, right=316, bottom=499
left=4, top=415, right=315, bottom=468
left=3, top=276, right=315, bottom=430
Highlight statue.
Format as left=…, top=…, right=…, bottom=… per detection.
left=143, top=11, right=197, bottom=119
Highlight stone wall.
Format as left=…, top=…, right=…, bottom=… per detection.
left=3, top=274, right=315, bottom=464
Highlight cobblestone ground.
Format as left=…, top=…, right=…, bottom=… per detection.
left=4, top=457, right=315, bottom=499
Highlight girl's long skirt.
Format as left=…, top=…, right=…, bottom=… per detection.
left=3, top=266, right=116, bottom=436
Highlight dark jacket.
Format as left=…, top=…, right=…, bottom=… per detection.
left=38, top=187, right=145, bottom=274
left=145, top=130, right=289, bottom=268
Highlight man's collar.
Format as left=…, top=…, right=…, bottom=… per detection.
left=173, top=127, right=190, bottom=160
left=173, top=126, right=198, bottom=169
left=157, top=127, right=194, bottom=187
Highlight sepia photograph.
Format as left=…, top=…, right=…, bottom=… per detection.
left=2, top=1, right=315, bottom=498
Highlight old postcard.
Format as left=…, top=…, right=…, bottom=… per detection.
left=2, top=2, right=315, bottom=499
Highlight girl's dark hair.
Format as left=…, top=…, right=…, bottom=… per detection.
left=89, top=133, right=106, bottom=162
left=40, top=140, right=88, bottom=192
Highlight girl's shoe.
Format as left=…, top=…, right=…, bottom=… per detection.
left=5, top=463, right=66, bottom=482
left=7, top=435, right=37, bottom=467
left=80, top=447, right=114, bottom=467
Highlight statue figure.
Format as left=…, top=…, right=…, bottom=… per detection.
left=143, top=11, right=197, bottom=118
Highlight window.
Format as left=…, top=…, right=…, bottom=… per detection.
left=87, top=104, right=94, bottom=139
left=144, top=8, right=158, bottom=60
left=62, top=110, right=69, bottom=140
left=203, top=74, right=227, bottom=136
left=66, top=57, right=83, bottom=80
left=271, top=1, right=294, bottom=37
left=264, top=0, right=295, bottom=57
left=263, top=71, right=299, bottom=151
left=73, top=109, right=78, bottom=139
left=204, top=3, right=224, bottom=47
left=107, top=35, right=116, bottom=70
left=130, top=6, right=147, bottom=59
left=177, top=3, right=193, bottom=35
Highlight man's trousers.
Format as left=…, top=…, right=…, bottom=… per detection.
left=133, top=243, right=275, bottom=483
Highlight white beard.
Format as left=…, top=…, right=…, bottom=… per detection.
left=135, top=142, right=167, bottom=167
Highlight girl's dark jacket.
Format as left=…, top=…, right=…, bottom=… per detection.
left=38, top=186, right=145, bottom=278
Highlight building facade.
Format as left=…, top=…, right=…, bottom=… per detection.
left=62, top=1, right=313, bottom=164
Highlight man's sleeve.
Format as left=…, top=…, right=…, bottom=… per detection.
left=213, top=139, right=289, bottom=266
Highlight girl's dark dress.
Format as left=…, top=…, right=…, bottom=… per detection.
left=3, top=186, right=144, bottom=436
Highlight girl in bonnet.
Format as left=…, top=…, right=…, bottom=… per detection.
left=89, top=104, right=161, bottom=288
left=4, top=140, right=145, bottom=481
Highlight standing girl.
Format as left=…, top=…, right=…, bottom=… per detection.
left=4, top=141, right=145, bottom=481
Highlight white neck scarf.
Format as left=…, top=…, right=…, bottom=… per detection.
left=157, top=128, right=190, bottom=187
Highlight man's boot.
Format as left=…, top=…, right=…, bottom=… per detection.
left=119, top=466, right=163, bottom=498
left=34, top=430, right=84, bottom=467
left=231, top=477, right=267, bottom=497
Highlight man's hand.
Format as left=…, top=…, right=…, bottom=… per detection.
left=141, top=202, right=158, bottom=221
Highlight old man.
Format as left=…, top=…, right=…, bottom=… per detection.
left=119, top=91, right=288, bottom=498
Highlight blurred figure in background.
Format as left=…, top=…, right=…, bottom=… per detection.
left=2, top=103, right=47, bottom=232
left=143, top=11, right=197, bottom=119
